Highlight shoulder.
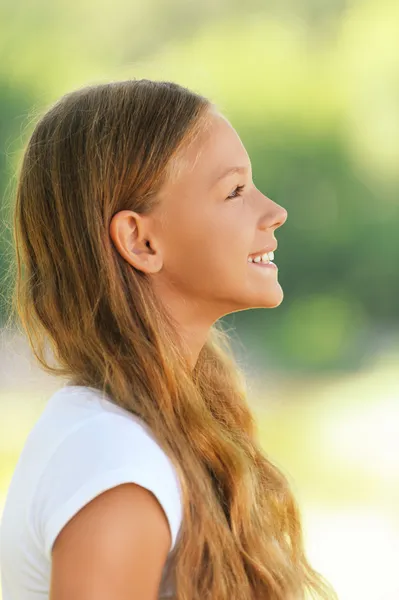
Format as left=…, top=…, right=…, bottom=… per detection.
left=50, top=482, right=172, bottom=599
left=32, top=401, right=183, bottom=560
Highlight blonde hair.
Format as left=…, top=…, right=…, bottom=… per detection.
left=9, top=79, right=337, bottom=600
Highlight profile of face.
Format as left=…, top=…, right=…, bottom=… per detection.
left=110, top=109, right=288, bottom=332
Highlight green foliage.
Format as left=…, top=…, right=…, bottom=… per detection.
left=1, top=0, right=398, bottom=370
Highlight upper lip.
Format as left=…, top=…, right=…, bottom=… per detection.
left=248, top=244, right=277, bottom=258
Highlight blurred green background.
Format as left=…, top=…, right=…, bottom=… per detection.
left=1, top=0, right=398, bottom=598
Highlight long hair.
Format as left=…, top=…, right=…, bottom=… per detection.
left=8, top=79, right=337, bottom=600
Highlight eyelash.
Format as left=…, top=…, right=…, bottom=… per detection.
left=226, top=185, right=245, bottom=200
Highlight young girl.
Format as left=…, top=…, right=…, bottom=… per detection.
left=0, top=79, right=337, bottom=600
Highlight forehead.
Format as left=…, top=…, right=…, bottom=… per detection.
left=166, top=111, right=250, bottom=191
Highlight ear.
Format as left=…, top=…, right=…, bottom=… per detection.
left=109, top=210, right=162, bottom=274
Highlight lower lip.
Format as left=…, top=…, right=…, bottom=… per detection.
left=249, top=261, right=277, bottom=270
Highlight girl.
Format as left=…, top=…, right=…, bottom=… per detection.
left=0, top=79, right=337, bottom=600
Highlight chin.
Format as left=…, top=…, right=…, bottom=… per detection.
left=254, top=285, right=284, bottom=309
left=222, top=284, right=284, bottom=314
left=258, top=296, right=284, bottom=309
left=229, top=289, right=284, bottom=313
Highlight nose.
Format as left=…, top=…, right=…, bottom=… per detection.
left=259, top=197, right=288, bottom=231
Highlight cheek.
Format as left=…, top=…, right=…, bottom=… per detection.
left=160, top=200, right=253, bottom=291
left=183, top=226, right=250, bottom=294
left=168, top=231, right=224, bottom=288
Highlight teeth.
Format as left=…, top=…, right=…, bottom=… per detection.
left=247, top=251, right=275, bottom=264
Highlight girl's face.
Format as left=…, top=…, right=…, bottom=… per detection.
left=148, top=109, right=288, bottom=321
left=110, top=108, right=288, bottom=337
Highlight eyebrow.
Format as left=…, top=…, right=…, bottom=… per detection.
left=214, top=165, right=251, bottom=185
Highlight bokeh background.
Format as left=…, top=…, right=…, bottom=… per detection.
left=1, top=1, right=399, bottom=598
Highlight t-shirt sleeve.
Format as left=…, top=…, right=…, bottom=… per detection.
left=31, top=413, right=183, bottom=560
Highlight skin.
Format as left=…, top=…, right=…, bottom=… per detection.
left=50, top=484, right=171, bottom=600
left=50, top=108, right=287, bottom=600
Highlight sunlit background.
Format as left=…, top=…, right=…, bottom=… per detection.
left=1, top=0, right=399, bottom=598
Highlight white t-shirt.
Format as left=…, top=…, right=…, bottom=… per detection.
left=0, top=385, right=183, bottom=599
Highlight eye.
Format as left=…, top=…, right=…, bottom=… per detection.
left=226, top=184, right=245, bottom=200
